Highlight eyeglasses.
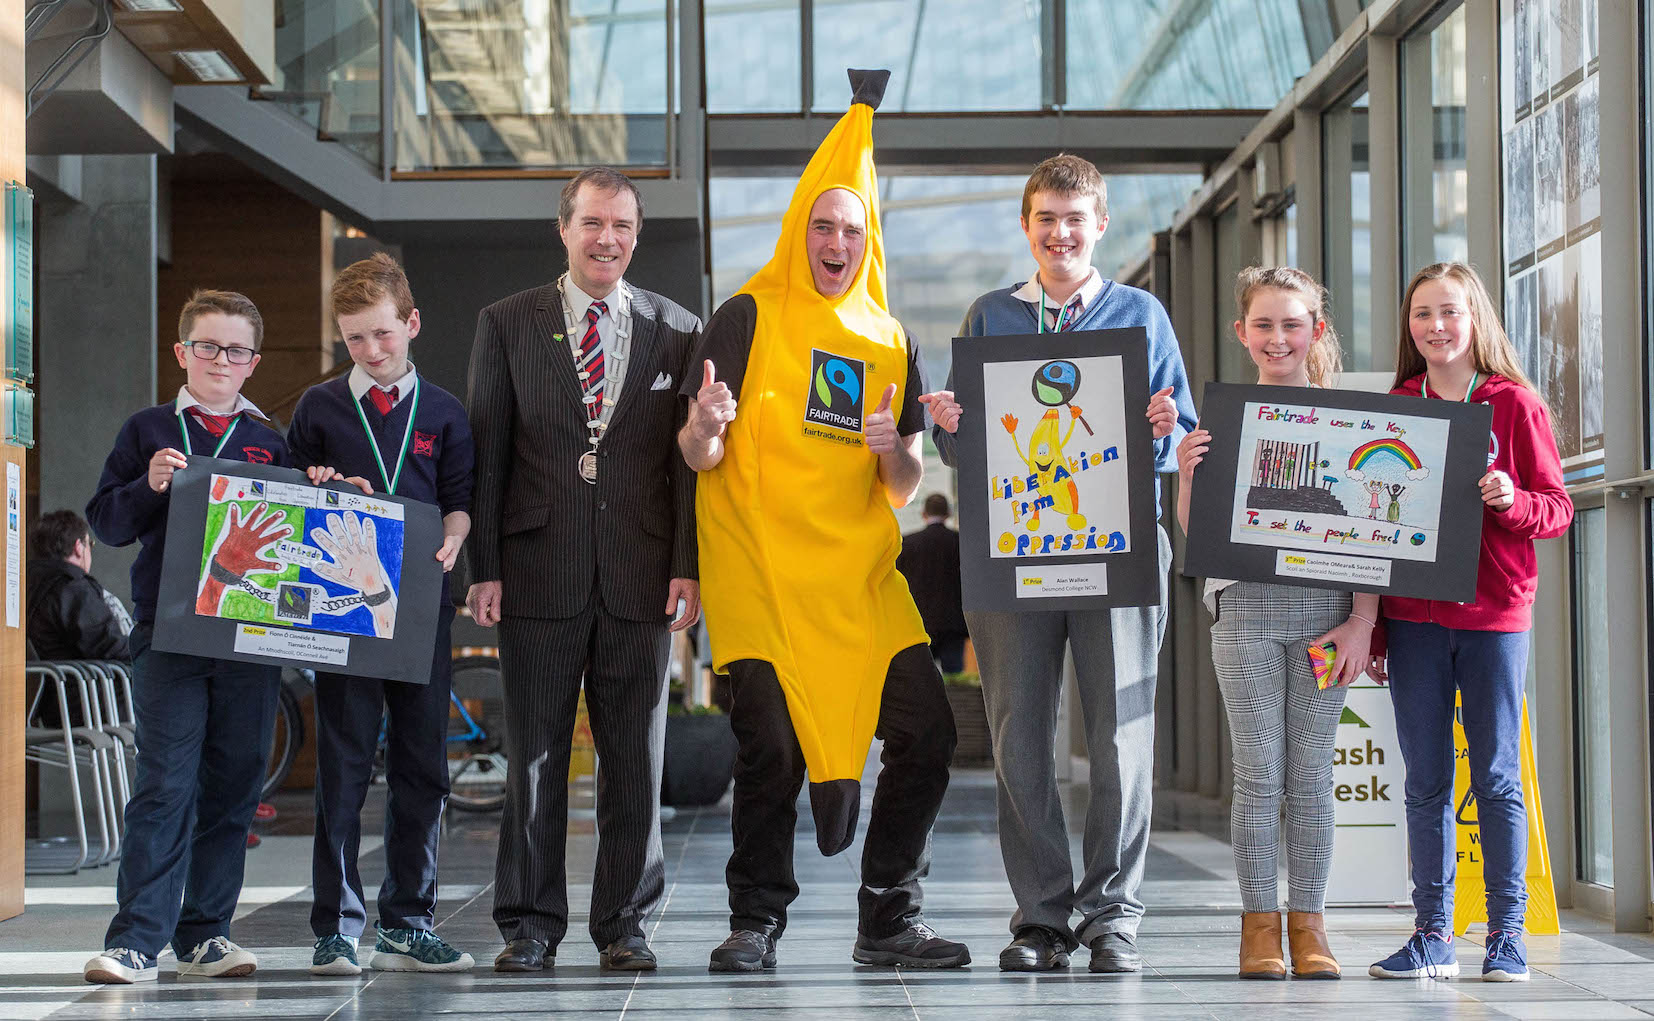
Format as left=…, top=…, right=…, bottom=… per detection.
left=184, top=341, right=256, bottom=364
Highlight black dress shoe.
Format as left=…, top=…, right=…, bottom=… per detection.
left=1087, top=931, right=1142, bottom=973
left=999, top=926, right=1071, bottom=972
left=600, top=935, right=657, bottom=971
left=494, top=938, right=549, bottom=972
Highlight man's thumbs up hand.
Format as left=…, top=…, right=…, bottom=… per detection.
left=864, top=383, right=900, bottom=455
left=691, top=358, right=737, bottom=441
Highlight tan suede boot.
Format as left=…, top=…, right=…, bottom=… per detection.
left=1239, top=912, right=1286, bottom=980
left=1287, top=911, right=1340, bottom=979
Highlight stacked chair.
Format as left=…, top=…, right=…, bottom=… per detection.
left=24, top=650, right=136, bottom=874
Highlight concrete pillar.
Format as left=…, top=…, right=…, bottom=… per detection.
left=35, top=155, right=158, bottom=605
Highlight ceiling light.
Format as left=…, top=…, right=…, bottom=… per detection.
left=173, top=49, right=240, bottom=82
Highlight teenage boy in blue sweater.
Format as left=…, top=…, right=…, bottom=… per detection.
left=926, top=155, right=1197, bottom=975
left=288, top=253, right=475, bottom=975
left=82, top=290, right=290, bottom=984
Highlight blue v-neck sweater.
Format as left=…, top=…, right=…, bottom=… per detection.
left=934, top=279, right=1198, bottom=509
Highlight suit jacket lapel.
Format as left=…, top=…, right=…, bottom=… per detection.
left=608, top=290, right=658, bottom=427
left=533, top=284, right=586, bottom=416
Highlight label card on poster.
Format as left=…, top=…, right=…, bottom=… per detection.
left=1184, top=383, right=1490, bottom=601
left=153, top=457, right=446, bottom=683
left=951, top=329, right=1160, bottom=612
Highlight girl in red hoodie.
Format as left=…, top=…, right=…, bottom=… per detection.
left=1366, top=263, right=1572, bottom=984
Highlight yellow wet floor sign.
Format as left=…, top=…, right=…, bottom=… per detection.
left=1452, top=694, right=1558, bottom=935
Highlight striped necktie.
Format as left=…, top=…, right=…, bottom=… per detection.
left=578, top=300, right=608, bottom=421
left=1048, top=294, right=1083, bottom=332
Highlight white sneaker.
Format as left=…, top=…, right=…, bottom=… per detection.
left=176, top=936, right=258, bottom=978
left=84, top=947, right=157, bottom=984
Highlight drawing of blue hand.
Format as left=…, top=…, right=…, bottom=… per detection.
left=310, top=511, right=396, bottom=638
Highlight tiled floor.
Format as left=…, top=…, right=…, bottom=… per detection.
left=7, top=760, right=1654, bottom=1020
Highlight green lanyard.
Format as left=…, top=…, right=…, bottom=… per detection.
left=176, top=409, right=240, bottom=457
left=1036, top=293, right=1076, bottom=334
left=352, top=376, right=421, bottom=496
left=1423, top=370, right=1480, bottom=402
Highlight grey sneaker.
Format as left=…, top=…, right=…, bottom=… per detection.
left=371, top=927, right=475, bottom=972
left=84, top=947, right=157, bottom=984
left=177, top=937, right=258, bottom=978
left=311, top=934, right=362, bottom=976
left=853, top=923, right=971, bottom=968
left=709, top=929, right=776, bottom=972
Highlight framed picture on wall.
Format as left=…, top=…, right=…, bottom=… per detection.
left=949, top=329, right=1160, bottom=612
left=152, top=457, right=447, bottom=683
left=1182, top=383, right=1492, bottom=601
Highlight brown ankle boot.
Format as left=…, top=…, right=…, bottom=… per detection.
left=1287, top=911, right=1340, bottom=979
left=1239, top=912, right=1285, bottom=979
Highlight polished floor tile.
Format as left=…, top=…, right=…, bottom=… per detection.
left=6, top=756, right=1654, bottom=1020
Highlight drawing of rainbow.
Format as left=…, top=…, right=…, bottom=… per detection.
left=1348, top=437, right=1422, bottom=471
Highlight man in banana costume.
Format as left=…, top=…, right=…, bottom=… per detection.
left=678, top=69, right=967, bottom=974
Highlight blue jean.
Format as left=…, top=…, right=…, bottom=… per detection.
left=104, top=625, right=280, bottom=956
left=1386, top=619, right=1529, bottom=932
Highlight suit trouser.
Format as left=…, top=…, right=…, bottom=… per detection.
left=311, top=604, right=455, bottom=939
left=492, top=598, right=670, bottom=949
left=105, top=624, right=279, bottom=956
left=966, top=524, right=1170, bottom=949
left=724, top=643, right=956, bottom=941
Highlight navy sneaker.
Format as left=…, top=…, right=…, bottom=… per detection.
left=1481, top=930, right=1530, bottom=982
left=311, top=934, right=362, bottom=976
left=371, top=927, right=474, bottom=972
left=177, top=937, right=258, bottom=978
left=84, top=947, right=157, bottom=984
left=1369, top=928, right=1459, bottom=979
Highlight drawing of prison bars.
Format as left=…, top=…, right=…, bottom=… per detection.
left=1250, top=439, right=1333, bottom=491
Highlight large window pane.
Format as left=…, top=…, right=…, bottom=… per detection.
left=1401, top=4, right=1468, bottom=270
left=1571, top=506, right=1611, bottom=886
left=392, top=0, right=671, bottom=171
left=261, top=0, right=383, bottom=168
left=1499, top=0, right=1602, bottom=468
left=1323, top=84, right=1372, bottom=370
left=707, top=0, right=800, bottom=112
left=1067, top=0, right=1315, bottom=109
left=810, top=1, right=1042, bottom=111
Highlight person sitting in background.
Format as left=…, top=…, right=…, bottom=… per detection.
left=28, top=508, right=130, bottom=663
left=896, top=493, right=968, bottom=674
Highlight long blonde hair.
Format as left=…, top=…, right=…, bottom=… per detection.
left=1234, top=266, right=1343, bottom=388
left=1393, top=262, right=1538, bottom=393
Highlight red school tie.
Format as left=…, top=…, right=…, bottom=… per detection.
left=577, top=301, right=608, bottom=421
left=367, top=384, right=398, bottom=417
left=188, top=406, right=234, bottom=437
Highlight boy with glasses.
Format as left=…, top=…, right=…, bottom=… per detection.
left=82, top=290, right=289, bottom=983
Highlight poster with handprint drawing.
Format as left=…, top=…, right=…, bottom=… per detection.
left=1184, top=384, right=1491, bottom=601
left=196, top=473, right=405, bottom=639
left=950, top=329, right=1160, bottom=612
left=155, top=457, right=444, bottom=684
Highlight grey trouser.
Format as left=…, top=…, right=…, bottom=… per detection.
left=966, top=524, right=1171, bottom=948
left=1211, top=581, right=1350, bottom=913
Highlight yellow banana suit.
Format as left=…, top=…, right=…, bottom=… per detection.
left=696, top=69, right=929, bottom=856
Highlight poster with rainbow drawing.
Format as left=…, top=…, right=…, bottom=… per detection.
left=1228, top=401, right=1452, bottom=563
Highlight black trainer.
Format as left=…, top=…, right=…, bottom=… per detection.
left=709, top=930, right=776, bottom=973
left=999, top=925, right=1071, bottom=972
left=853, top=923, right=971, bottom=968
left=1087, top=931, right=1142, bottom=973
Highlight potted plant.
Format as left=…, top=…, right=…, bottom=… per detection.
left=943, top=671, right=993, bottom=767
left=661, top=691, right=739, bottom=807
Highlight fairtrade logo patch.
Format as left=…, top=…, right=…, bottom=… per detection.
left=804, top=349, right=865, bottom=433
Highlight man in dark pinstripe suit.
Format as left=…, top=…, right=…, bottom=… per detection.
left=465, top=168, right=702, bottom=973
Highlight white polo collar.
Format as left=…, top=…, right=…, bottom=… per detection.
left=173, top=386, right=267, bottom=420
left=348, top=361, right=417, bottom=402
left=1011, top=268, right=1105, bottom=313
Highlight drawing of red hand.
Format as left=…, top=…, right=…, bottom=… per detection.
left=1001, top=412, right=1019, bottom=434
left=196, top=502, right=292, bottom=615
left=311, top=511, right=396, bottom=637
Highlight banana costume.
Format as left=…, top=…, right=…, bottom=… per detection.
left=697, top=69, right=929, bottom=856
